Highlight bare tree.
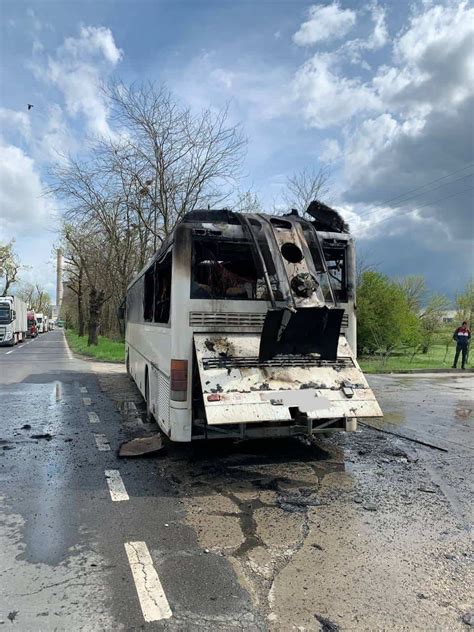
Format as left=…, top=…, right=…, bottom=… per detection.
left=16, top=282, right=51, bottom=312
left=101, top=81, right=247, bottom=243
left=282, top=166, right=330, bottom=214
left=64, top=223, right=114, bottom=345
left=398, top=275, right=427, bottom=312
left=63, top=249, right=86, bottom=336
left=232, top=189, right=262, bottom=213
left=0, top=241, right=21, bottom=296
left=50, top=81, right=248, bottom=342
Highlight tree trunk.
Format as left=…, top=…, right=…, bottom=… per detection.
left=88, top=287, right=103, bottom=346
left=77, top=268, right=85, bottom=337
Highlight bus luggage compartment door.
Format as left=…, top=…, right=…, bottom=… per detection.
left=193, top=333, right=382, bottom=426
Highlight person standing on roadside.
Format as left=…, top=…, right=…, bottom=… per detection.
left=452, top=321, right=471, bottom=369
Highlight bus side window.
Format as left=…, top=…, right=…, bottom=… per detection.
left=143, top=264, right=155, bottom=322
left=154, top=254, right=172, bottom=324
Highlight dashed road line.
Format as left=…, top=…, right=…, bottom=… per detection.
left=88, top=411, right=100, bottom=424
left=94, top=433, right=111, bottom=451
left=80, top=386, right=88, bottom=393
left=82, top=397, right=92, bottom=406
left=105, top=470, right=129, bottom=501
left=124, top=541, right=172, bottom=622
left=5, top=350, right=14, bottom=355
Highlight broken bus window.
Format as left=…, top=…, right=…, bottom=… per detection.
left=191, top=233, right=281, bottom=301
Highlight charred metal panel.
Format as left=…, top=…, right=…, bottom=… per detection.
left=194, top=333, right=382, bottom=426
left=259, top=307, right=344, bottom=362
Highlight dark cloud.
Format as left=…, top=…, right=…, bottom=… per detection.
left=347, top=96, right=474, bottom=241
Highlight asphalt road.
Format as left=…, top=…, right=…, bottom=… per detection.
left=0, top=331, right=257, bottom=631
left=0, top=331, right=472, bottom=631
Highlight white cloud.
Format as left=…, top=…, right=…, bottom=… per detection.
left=291, top=0, right=474, bottom=244
left=0, top=108, right=32, bottom=143
left=35, top=25, right=123, bottom=138
left=62, top=25, right=123, bottom=65
left=343, top=3, right=388, bottom=65
left=320, top=138, right=342, bottom=163
left=0, top=143, right=56, bottom=237
left=293, top=52, right=380, bottom=127
left=293, top=3, right=356, bottom=46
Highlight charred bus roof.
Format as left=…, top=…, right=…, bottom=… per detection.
left=128, top=202, right=349, bottom=291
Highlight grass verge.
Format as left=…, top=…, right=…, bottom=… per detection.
left=65, top=329, right=125, bottom=363
left=359, top=343, right=471, bottom=373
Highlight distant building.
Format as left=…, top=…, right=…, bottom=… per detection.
left=441, top=310, right=457, bottom=323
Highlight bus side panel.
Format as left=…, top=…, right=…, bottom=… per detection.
left=169, top=224, right=194, bottom=442
left=126, top=322, right=172, bottom=436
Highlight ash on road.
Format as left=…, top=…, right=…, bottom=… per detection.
left=0, top=331, right=472, bottom=631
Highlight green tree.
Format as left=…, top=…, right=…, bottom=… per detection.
left=419, top=293, right=451, bottom=353
left=357, top=271, right=421, bottom=358
left=455, top=279, right=474, bottom=328
left=0, top=241, right=21, bottom=296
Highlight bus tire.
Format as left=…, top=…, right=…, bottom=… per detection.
left=126, top=351, right=131, bottom=377
left=145, top=368, right=152, bottom=422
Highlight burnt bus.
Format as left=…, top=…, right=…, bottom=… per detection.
left=125, top=205, right=382, bottom=441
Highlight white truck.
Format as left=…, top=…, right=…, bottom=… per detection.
left=36, top=313, right=46, bottom=334
left=0, top=296, right=28, bottom=346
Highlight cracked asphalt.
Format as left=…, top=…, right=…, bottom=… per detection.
left=0, top=330, right=473, bottom=631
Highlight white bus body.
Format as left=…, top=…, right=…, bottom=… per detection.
left=125, top=209, right=382, bottom=442
left=0, top=296, right=28, bottom=346
left=36, top=313, right=45, bottom=333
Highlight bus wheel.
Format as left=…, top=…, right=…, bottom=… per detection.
left=126, top=352, right=131, bottom=377
left=145, top=370, right=152, bottom=422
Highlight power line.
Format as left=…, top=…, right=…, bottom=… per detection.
left=370, top=162, right=473, bottom=207
left=357, top=171, right=474, bottom=219
left=364, top=185, right=474, bottom=230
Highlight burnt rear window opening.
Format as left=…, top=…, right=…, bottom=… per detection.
left=323, top=242, right=348, bottom=303
left=301, top=226, right=342, bottom=303
left=191, top=236, right=282, bottom=301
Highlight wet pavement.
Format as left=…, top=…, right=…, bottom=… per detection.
left=0, top=331, right=473, bottom=630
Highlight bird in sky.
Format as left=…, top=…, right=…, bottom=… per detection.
left=27, top=104, right=34, bottom=110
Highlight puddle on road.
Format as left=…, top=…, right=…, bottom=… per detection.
left=368, top=375, right=474, bottom=449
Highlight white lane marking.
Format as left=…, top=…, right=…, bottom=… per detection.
left=105, top=470, right=129, bottom=501
left=124, top=541, right=172, bottom=622
left=94, top=433, right=111, bottom=451
left=88, top=411, right=100, bottom=424
left=80, top=386, right=88, bottom=393
left=63, top=331, right=74, bottom=360
left=82, top=397, right=92, bottom=406
left=5, top=350, right=14, bottom=355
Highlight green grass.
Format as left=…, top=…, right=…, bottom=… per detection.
left=65, top=329, right=125, bottom=363
left=358, top=343, right=471, bottom=373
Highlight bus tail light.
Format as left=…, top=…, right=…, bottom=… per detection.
left=170, top=359, right=188, bottom=402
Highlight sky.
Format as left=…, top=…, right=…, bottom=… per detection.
left=0, top=0, right=473, bottom=303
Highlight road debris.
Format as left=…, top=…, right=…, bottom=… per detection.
left=31, top=433, right=53, bottom=441
left=462, top=610, right=474, bottom=627
left=383, top=446, right=419, bottom=462
left=359, top=422, right=448, bottom=452
left=314, top=614, right=340, bottom=631
left=21, top=424, right=31, bottom=430
left=118, top=434, right=164, bottom=457
left=276, top=492, right=322, bottom=513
